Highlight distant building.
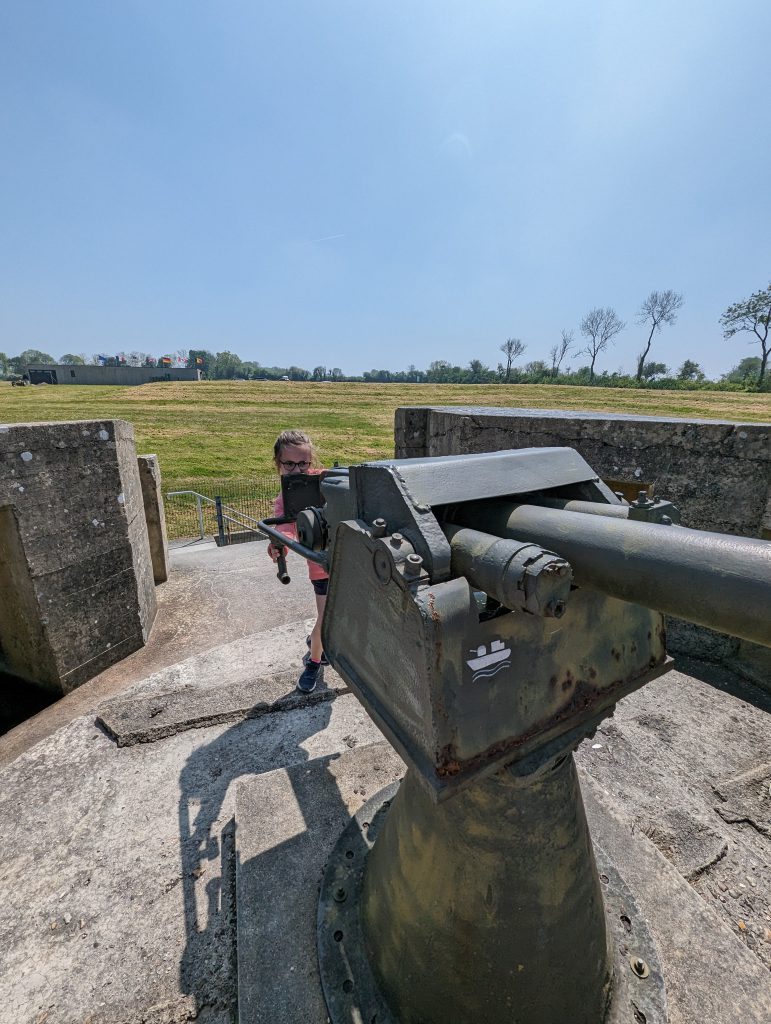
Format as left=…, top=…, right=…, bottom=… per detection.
left=24, top=364, right=202, bottom=386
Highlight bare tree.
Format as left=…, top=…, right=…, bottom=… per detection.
left=719, top=282, right=771, bottom=385
left=499, top=338, right=526, bottom=382
left=579, top=308, right=625, bottom=381
left=549, top=329, right=573, bottom=377
left=635, top=290, right=684, bottom=381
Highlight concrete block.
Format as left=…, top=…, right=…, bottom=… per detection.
left=0, top=419, right=156, bottom=693
left=137, top=454, right=169, bottom=584
left=97, top=667, right=348, bottom=746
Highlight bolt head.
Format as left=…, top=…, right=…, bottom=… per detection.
left=404, top=553, right=423, bottom=577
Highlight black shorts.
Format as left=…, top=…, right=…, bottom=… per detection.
left=311, top=577, right=329, bottom=597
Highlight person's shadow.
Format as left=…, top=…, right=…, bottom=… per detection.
left=176, top=688, right=348, bottom=1021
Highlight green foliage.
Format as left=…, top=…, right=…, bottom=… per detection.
left=212, top=351, right=243, bottom=379
left=59, top=353, right=86, bottom=365
left=724, top=356, right=762, bottom=383
left=676, top=360, right=704, bottom=381
left=579, top=307, right=625, bottom=380
left=720, top=283, right=771, bottom=384
left=8, top=348, right=55, bottom=373
left=187, top=349, right=215, bottom=376
left=635, top=290, right=684, bottom=381
left=641, top=361, right=669, bottom=380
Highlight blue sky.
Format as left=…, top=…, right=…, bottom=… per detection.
left=1, top=1, right=769, bottom=378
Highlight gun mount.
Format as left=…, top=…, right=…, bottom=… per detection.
left=259, top=447, right=771, bottom=1024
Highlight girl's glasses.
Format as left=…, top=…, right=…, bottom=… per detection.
left=280, top=460, right=311, bottom=471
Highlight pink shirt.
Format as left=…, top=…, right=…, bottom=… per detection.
left=272, top=482, right=329, bottom=582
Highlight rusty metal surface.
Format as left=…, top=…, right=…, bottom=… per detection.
left=325, top=515, right=668, bottom=797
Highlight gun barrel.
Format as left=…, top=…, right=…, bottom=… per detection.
left=446, top=502, right=771, bottom=648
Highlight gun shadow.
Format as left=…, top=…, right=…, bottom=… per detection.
left=176, top=691, right=346, bottom=1022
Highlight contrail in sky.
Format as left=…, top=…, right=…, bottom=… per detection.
left=310, top=233, right=345, bottom=243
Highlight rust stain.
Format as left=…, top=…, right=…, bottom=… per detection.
left=435, top=658, right=668, bottom=780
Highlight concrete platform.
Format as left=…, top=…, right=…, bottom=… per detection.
left=1, top=539, right=770, bottom=1024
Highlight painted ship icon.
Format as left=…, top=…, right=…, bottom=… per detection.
left=466, top=639, right=512, bottom=681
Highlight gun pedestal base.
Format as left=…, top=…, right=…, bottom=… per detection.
left=318, top=763, right=667, bottom=1024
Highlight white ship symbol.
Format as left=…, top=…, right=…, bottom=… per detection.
left=466, top=640, right=512, bottom=679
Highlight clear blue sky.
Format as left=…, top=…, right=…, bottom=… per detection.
left=1, top=1, right=769, bottom=378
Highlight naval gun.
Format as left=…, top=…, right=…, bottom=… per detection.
left=258, top=447, right=771, bottom=1024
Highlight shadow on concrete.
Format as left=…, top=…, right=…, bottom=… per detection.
left=0, top=670, right=57, bottom=737
left=176, top=694, right=338, bottom=1022
left=232, top=738, right=399, bottom=1024
left=674, top=653, right=771, bottom=715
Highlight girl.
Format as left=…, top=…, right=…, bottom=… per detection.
left=267, top=429, right=329, bottom=693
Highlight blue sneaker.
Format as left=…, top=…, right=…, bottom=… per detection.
left=297, top=660, right=322, bottom=694
left=305, top=635, right=329, bottom=666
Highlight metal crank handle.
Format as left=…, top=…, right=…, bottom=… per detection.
left=276, top=551, right=290, bottom=585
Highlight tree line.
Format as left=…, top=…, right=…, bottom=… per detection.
left=2, top=281, right=769, bottom=390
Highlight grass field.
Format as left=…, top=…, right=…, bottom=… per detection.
left=2, top=380, right=770, bottom=484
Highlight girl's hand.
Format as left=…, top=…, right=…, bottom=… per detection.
left=267, top=542, right=288, bottom=563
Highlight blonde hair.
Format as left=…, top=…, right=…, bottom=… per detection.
left=273, top=429, right=316, bottom=468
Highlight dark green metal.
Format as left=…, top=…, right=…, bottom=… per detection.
left=447, top=500, right=771, bottom=648
left=325, top=517, right=668, bottom=798
left=362, top=757, right=611, bottom=1024
left=318, top=777, right=668, bottom=1024
left=443, top=524, right=572, bottom=617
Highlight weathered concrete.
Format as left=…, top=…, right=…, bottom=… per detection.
left=24, top=363, right=201, bottom=386
left=0, top=420, right=156, bottom=693
left=0, top=531, right=376, bottom=1024
left=0, top=540, right=322, bottom=765
left=395, top=405, right=771, bottom=682
left=97, top=667, right=348, bottom=746
left=138, top=454, right=170, bottom=584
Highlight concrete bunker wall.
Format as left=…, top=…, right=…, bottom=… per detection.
left=394, top=405, right=771, bottom=682
left=0, top=419, right=157, bottom=694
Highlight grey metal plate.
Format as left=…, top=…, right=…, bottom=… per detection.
left=355, top=447, right=602, bottom=507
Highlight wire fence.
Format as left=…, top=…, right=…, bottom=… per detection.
left=164, top=476, right=278, bottom=542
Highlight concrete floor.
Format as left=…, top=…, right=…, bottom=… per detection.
left=1, top=540, right=770, bottom=1024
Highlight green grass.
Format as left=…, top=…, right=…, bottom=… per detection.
left=2, top=380, right=769, bottom=483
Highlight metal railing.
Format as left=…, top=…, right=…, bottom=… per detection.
left=164, top=476, right=277, bottom=541
left=213, top=496, right=270, bottom=546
